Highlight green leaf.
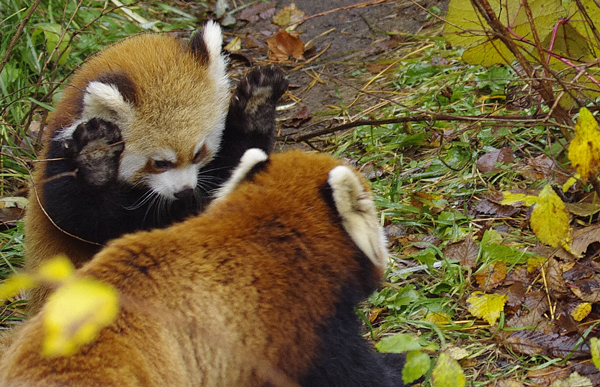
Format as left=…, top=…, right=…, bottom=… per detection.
left=591, top=337, right=600, bottom=371
left=403, top=350, right=431, bottom=384
left=431, top=352, right=466, bottom=387
left=376, top=333, right=422, bottom=353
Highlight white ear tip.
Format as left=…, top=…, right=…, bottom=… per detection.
left=240, top=148, right=268, bottom=164
left=327, top=165, right=388, bottom=272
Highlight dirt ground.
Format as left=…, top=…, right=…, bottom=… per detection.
left=225, top=0, right=447, bottom=147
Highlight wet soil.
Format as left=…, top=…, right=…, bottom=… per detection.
left=225, top=0, right=447, bottom=148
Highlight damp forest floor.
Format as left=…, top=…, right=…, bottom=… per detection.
left=2, top=1, right=600, bottom=386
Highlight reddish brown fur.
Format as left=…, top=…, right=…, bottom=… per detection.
left=1, top=151, right=383, bottom=386
left=24, top=33, right=229, bottom=312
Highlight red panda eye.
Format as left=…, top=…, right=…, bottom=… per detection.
left=153, top=160, right=173, bottom=170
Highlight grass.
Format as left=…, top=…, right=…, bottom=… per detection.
left=0, top=0, right=596, bottom=386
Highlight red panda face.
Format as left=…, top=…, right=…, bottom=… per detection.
left=53, top=21, right=229, bottom=201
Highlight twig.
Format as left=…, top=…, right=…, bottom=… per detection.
left=281, top=113, right=551, bottom=142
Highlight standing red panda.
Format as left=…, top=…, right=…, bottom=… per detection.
left=24, top=21, right=288, bottom=312
left=0, top=149, right=407, bottom=387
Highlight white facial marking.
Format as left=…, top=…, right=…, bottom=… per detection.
left=55, top=82, right=135, bottom=141
left=148, top=164, right=200, bottom=200
left=327, top=166, right=388, bottom=272
left=213, top=149, right=268, bottom=202
left=119, top=153, right=147, bottom=182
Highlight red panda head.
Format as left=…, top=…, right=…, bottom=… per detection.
left=53, top=21, right=229, bottom=200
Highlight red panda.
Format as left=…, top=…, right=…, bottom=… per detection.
left=24, top=21, right=288, bottom=312
left=0, top=149, right=407, bottom=387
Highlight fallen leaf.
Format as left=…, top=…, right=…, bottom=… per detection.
left=368, top=307, right=385, bottom=323
left=376, top=333, right=422, bottom=353
left=499, top=282, right=526, bottom=308
left=431, top=352, right=466, bottom=387
left=238, top=1, right=276, bottom=22
left=547, top=258, right=569, bottom=297
left=569, top=224, right=600, bottom=257
left=550, top=371, right=592, bottom=387
left=474, top=198, right=519, bottom=217
left=527, top=256, right=547, bottom=273
left=570, top=276, right=600, bottom=303
left=570, top=302, right=592, bottom=321
left=565, top=202, right=600, bottom=217
left=568, top=107, right=600, bottom=183
left=529, top=367, right=574, bottom=387
left=273, top=2, right=305, bottom=27
left=224, top=36, right=242, bottom=52
left=467, top=291, right=507, bottom=325
left=424, top=312, right=452, bottom=325
left=443, top=235, right=479, bottom=268
left=477, top=147, right=515, bottom=173
left=521, top=154, right=561, bottom=181
left=403, top=351, right=431, bottom=384
left=267, top=30, right=305, bottom=61
left=530, top=184, right=570, bottom=248
left=501, top=191, right=538, bottom=207
left=445, top=345, right=469, bottom=360
left=507, top=329, right=589, bottom=358
left=475, top=261, right=508, bottom=290
left=282, top=106, right=312, bottom=128
left=591, top=337, right=600, bottom=372
left=36, top=255, right=75, bottom=283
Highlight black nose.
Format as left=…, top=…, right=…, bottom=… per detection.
left=174, top=188, right=194, bottom=200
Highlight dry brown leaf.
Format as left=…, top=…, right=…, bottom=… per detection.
left=474, top=198, right=519, bottom=217
left=521, top=154, right=561, bottom=182
left=565, top=202, right=600, bottom=217
left=368, top=307, right=385, bottom=323
left=282, top=106, right=312, bottom=128
left=267, top=31, right=305, bottom=61
left=570, top=275, right=600, bottom=303
left=547, top=257, right=569, bottom=297
left=477, top=147, right=515, bottom=173
left=569, top=224, right=600, bottom=257
left=443, top=235, right=479, bottom=268
left=501, top=282, right=526, bottom=307
left=528, top=366, right=573, bottom=387
left=238, top=1, right=276, bottom=22
left=475, top=261, right=507, bottom=290
left=507, top=330, right=588, bottom=358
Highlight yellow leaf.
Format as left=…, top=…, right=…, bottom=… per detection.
left=224, top=36, right=241, bottom=52
left=562, top=175, right=579, bottom=192
left=431, top=352, right=466, bottom=387
left=527, top=256, right=547, bottom=273
left=36, top=255, right=75, bottom=283
left=500, top=192, right=538, bottom=206
left=568, top=107, right=600, bottom=183
left=591, top=337, right=600, bottom=372
left=0, top=273, right=36, bottom=301
left=530, top=184, right=571, bottom=248
left=466, top=291, right=507, bottom=325
left=43, top=278, right=119, bottom=358
left=571, top=302, right=591, bottom=322
left=424, top=312, right=452, bottom=325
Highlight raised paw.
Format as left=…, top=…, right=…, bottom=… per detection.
left=65, top=118, right=124, bottom=187
left=230, top=66, right=288, bottom=134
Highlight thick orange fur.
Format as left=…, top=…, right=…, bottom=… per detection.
left=24, top=31, right=230, bottom=313
left=1, top=151, right=390, bottom=387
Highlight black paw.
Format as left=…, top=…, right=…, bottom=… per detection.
left=62, top=118, right=124, bottom=187
left=230, top=66, right=288, bottom=134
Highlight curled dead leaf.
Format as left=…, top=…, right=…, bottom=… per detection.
left=477, top=147, right=515, bottom=173
left=475, top=261, right=508, bottom=290
left=267, top=31, right=305, bottom=62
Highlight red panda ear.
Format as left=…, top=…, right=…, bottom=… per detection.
left=327, top=166, right=388, bottom=272
left=213, top=149, right=269, bottom=202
